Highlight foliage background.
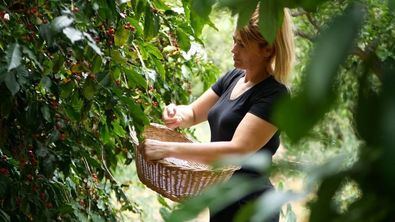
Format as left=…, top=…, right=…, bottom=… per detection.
left=1, top=0, right=395, bottom=221
left=0, top=0, right=218, bottom=221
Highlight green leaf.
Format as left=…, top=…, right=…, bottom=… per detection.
left=299, top=0, right=331, bottom=11
left=60, top=82, right=74, bottom=99
left=125, top=67, right=147, bottom=88
left=82, top=78, right=97, bottom=100
left=112, top=67, right=122, bottom=79
left=237, top=0, right=259, bottom=28
left=0, top=209, right=10, bottom=222
left=218, top=0, right=259, bottom=28
left=157, top=195, right=171, bottom=209
left=166, top=176, right=263, bottom=222
left=159, top=208, right=171, bottom=221
left=16, top=65, right=29, bottom=86
left=84, top=32, right=103, bottom=56
left=49, top=129, right=60, bottom=143
left=190, top=0, right=216, bottom=36
left=191, top=0, right=215, bottom=21
left=152, top=0, right=171, bottom=11
left=36, top=141, right=49, bottom=157
left=120, top=97, right=149, bottom=125
left=92, top=56, right=103, bottom=73
left=22, top=46, right=43, bottom=70
left=309, top=173, right=345, bottom=222
left=100, top=124, right=113, bottom=145
left=259, top=0, right=284, bottom=45
left=39, top=76, right=52, bottom=92
left=71, top=94, right=84, bottom=112
left=152, top=58, right=166, bottom=79
left=6, top=43, right=21, bottom=72
left=144, top=43, right=163, bottom=59
left=281, top=0, right=331, bottom=11
left=112, top=119, right=127, bottom=137
left=4, top=72, right=20, bottom=96
left=182, top=0, right=191, bottom=20
left=176, top=28, right=191, bottom=51
left=355, top=70, right=381, bottom=147
left=0, top=177, right=9, bottom=196
left=115, top=25, right=130, bottom=47
left=127, top=18, right=143, bottom=36
left=98, top=71, right=111, bottom=86
left=252, top=191, right=303, bottom=222
left=377, top=58, right=395, bottom=193
left=390, top=0, right=395, bottom=11
left=52, top=15, right=74, bottom=32
left=52, top=54, right=65, bottom=73
left=144, top=6, right=160, bottom=39
left=63, top=27, right=84, bottom=43
left=234, top=201, right=255, bottom=222
left=111, top=50, right=126, bottom=64
left=305, top=4, right=365, bottom=102
left=0, top=67, right=6, bottom=83
left=135, top=0, right=146, bottom=19
left=41, top=105, right=51, bottom=122
left=285, top=204, right=297, bottom=222
left=87, top=41, right=103, bottom=56
left=39, top=23, right=54, bottom=45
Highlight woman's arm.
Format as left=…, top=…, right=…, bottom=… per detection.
left=163, top=89, right=219, bottom=128
left=144, top=113, right=278, bottom=164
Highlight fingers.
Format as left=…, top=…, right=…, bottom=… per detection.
left=143, top=139, right=164, bottom=161
left=163, top=115, right=182, bottom=129
left=162, top=103, right=181, bottom=129
left=166, top=103, right=177, bottom=117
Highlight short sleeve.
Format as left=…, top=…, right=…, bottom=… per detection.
left=211, top=69, right=241, bottom=96
left=248, top=86, right=290, bottom=124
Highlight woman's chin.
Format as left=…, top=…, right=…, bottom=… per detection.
left=233, top=62, right=242, bottom=68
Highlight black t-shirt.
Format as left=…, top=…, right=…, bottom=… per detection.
left=208, top=69, right=289, bottom=156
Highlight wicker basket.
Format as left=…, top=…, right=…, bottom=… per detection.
left=135, top=123, right=239, bottom=202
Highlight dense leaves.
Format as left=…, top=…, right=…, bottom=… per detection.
left=167, top=0, right=395, bottom=221
left=0, top=0, right=218, bottom=221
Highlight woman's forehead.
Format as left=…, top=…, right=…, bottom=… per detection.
left=233, top=32, right=243, bottom=41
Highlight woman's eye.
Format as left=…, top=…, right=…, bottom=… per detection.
left=233, top=39, right=244, bottom=48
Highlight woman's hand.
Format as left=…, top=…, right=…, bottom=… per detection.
left=162, top=103, right=183, bottom=129
left=143, top=139, right=173, bottom=161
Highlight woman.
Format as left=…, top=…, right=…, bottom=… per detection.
left=143, top=8, right=294, bottom=222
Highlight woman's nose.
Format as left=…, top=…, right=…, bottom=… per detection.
left=231, top=44, right=237, bottom=54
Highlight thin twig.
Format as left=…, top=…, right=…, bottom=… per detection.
left=291, top=9, right=308, bottom=17
left=306, top=13, right=321, bottom=31
left=294, top=29, right=316, bottom=42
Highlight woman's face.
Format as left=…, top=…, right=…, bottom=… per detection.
left=231, top=33, right=271, bottom=70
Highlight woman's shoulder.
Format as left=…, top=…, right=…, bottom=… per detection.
left=254, top=75, right=290, bottom=98
left=217, top=69, right=245, bottom=88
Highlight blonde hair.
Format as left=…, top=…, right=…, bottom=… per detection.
left=237, top=8, right=295, bottom=85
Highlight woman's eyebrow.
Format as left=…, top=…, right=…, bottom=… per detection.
left=233, top=36, right=241, bottom=42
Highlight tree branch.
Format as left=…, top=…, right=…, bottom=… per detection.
left=294, top=29, right=316, bottom=42
left=352, top=46, right=383, bottom=80
left=295, top=28, right=383, bottom=79
left=291, top=10, right=308, bottom=17
left=306, top=13, right=321, bottom=32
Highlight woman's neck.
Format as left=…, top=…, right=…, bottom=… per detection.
left=243, top=65, right=271, bottom=84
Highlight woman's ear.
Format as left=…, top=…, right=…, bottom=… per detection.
left=261, top=45, right=274, bottom=59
